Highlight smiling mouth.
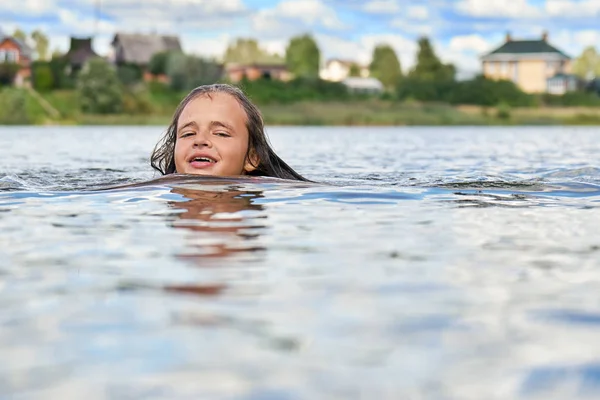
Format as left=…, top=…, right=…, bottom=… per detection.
left=191, top=157, right=216, bottom=163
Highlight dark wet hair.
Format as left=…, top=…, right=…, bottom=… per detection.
left=150, top=84, right=309, bottom=181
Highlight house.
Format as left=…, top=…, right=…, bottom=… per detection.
left=342, top=77, right=384, bottom=95
left=320, top=59, right=369, bottom=82
left=111, top=33, right=182, bottom=67
left=225, top=63, right=291, bottom=82
left=547, top=73, right=581, bottom=95
left=0, top=31, right=33, bottom=86
left=481, top=31, right=572, bottom=93
left=63, top=37, right=99, bottom=73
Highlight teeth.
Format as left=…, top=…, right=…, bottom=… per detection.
left=193, top=157, right=213, bottom=163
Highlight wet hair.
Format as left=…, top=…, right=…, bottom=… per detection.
left=150, top=84, right=309, bottom=181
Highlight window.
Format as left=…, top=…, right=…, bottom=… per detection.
left=6, top=50, right=17, bottom=62
left=488, top=62, right=496, bottom=74
left=0, top=50, right=18, bottom=63
left=500, top=61, right=508, bottom=75
left=512, top=62, right=518, bottom=83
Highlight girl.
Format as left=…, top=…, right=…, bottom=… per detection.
left=151, top=84, right=309, bottom=181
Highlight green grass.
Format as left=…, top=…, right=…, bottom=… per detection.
left=3, top=87, right=600, bottom=126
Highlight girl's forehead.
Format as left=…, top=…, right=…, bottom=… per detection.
left=177, top=92, right=249, bottom=129
left=179, top=92, right=246, bottom=121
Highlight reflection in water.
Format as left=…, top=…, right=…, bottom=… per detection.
left=163, top=186, right=267, bottom=297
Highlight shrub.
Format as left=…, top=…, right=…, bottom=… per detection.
left=238, top=77, right=349, bottom=104
left=32, top=63, right=54, bottom=91
left=117, top=64, right=143, bottom=86
left=77, top=58, right=123, bottom=114
left=540, top=91, right=600, bottom=107
left=0, top=63, right=20, bottom=86
left=0, top=88, right=32, bottom=124
left=48, top=57, right=74, bottom=89
left=166, top=53, right=223, bottom=92
left=122, top=87, right=155, bottom=114
left=148, top=51, right=173, bottom=75
left=449, top=76, right=533, bottom=107
left=496, top=102, right=511, bottom=120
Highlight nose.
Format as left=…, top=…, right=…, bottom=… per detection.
left=192, top=131, right=212, bottom=148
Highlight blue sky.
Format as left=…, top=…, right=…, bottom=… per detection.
left=2, top=0, right=600, bottom=76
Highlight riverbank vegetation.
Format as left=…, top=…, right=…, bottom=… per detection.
left=1, top=31, right=599, bottom=126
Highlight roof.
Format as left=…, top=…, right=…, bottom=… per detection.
left=483, top=39, right=570, bottom=60
left=342, top=77, right=383, bottom=90
left=0, top=34, right=33, bottom=58
left=547, top=73, right=579, bottom=81
left=112, top=33, right=182, bottom=65
left=64, top=37, right=99, bottom=67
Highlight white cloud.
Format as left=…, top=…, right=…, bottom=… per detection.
left=252, top=0, right=345, bottom=34
left=455, top=0, right=542, bottom=18
left=262, top=39, right=288, bottom=56
left=360, top=34, right=417, bottom=69
left=544, top=29, right=600, bottom=58
left=315, top=34, right=368, bottom=64
left=546, top=0, right=600, bottom=17
left=363, top=0, right=400, bottom=14
left=390, top=18, right=434, bottom=35
left=407, top=5, right=429, bottom=20
left=182, top=34, right=232, bottom=61
left=448, top=34, right=492, bottom=54
left=1, top=0, right=56, bottom=15
left=315, top=33, right=418, bottom=72
left=438, top=49, right=481, bottom=79
left=57, top=9, right=116, bottom=35
left=443, top=35, right=495, bottom=77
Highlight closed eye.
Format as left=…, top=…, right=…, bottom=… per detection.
left=180, top=131, right=195, bottom=138
left=214, top=131, right=231, bottom=137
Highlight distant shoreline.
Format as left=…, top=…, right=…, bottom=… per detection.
left=2, top=88, right=600, bottom=126
left=38, top=103, right=600, bottom=127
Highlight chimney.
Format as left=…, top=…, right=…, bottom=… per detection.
left=542, top=30, right=548, bottom=41
left=505, top=32, right=512, bottom=42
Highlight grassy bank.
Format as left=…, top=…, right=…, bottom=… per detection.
left=2, top=88, right=600, bottom=126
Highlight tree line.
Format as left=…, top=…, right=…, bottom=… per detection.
left=2, top=27, right=600, bottom=116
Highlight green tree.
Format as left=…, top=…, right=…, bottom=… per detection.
left=77, top=58, right=123, bottom=114
left=285, top=34, right=320, bottom=78
left=0, top=63, right=20, bottom=86
left=349, top=63, right=361, bottom=77
left=13, top=28, right=27, bottom=43
left=32, top=63, right=54, bottom=91
left=31, top=30, right=50, bottom=60
left=166, top=53, right=223, bottom=91
left=117, top=64, right=143, bottom=86
left=369, top=44, right=402, bottom=88
left=224, top=38, right=283, bottom=64
left=572, top=46, right=600, bottom=79
left=149, top=51, right=174, bottom=75
left=409, top=37, right=455, bottom=81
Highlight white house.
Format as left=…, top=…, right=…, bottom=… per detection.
left=320, top=59, right=369, bottom=82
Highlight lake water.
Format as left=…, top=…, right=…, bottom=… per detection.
left=1, top=125, right=600, bottom=399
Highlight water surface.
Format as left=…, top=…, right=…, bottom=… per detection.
left=1, top=126, right=600, bottom=399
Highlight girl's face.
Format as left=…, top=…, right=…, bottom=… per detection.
left=174, top=93, right=257, bottom=176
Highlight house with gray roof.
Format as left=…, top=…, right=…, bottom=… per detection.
left=111, top=33, right=182, bottom=67
left=0, top=30, right=33, bottom=86
left=481, top=31, right=574, bottom=93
